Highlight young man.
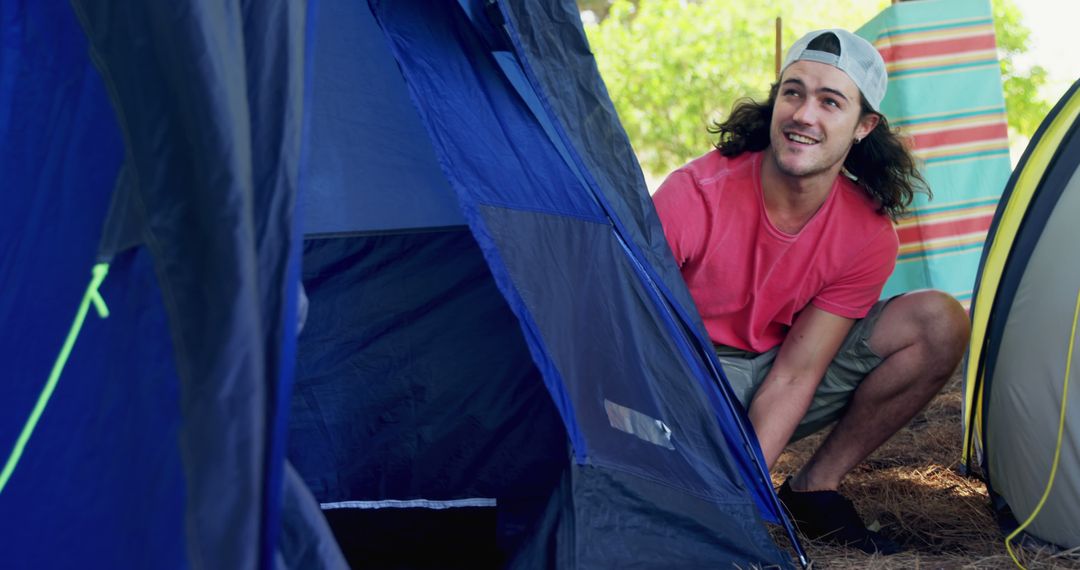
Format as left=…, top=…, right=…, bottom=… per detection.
left=653, top=29, right=970, bottom=553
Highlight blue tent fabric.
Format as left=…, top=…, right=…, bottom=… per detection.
left=495, top=0, right=781, bottom=522
left=277, top=461, right=350, bottom=568
left=0, top=0, right=123, bottom=415
left=290, top=229, right=569, bottom=567
left=69, top=0, right=305, bottom=565
left=299, top=0, right=465, bottom=235
left=3, top=0, right=343, bottom=568
left=571, top=464, right=789, bottom=566
left=295, top=0, right=794, bottom=566
left=1, top=250, right=187, bottom=568
left=0, top=3, right=185, bottom=567
left=4, top=0, right=806, bottom=567
left=290, top=230, right=567, bottom=505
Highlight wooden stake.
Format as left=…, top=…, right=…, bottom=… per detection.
left=775, top=17, right=782, bottom=79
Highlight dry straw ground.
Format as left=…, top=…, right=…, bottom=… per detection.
left=766, top=372, right=1080, bottom=569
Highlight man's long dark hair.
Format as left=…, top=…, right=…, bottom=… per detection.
left=708, top=80, right=928, bottom=220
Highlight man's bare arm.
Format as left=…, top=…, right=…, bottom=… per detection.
left=748, top=305, right=855, bottom=468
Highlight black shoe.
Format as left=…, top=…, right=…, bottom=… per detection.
left=777, top=478, right=903, bottom=555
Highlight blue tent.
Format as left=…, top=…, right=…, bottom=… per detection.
left=1, top=1, right=805, bottom=567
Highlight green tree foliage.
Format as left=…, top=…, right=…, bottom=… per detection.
left=583, top=0, right=1049, bottom=177
left=991, top=0, right=1051, bottom=138
left=583, top=0, right=887, bottom=175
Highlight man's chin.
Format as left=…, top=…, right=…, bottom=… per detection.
left=775, top=159, right=818, bottom=178
left=767, top=146, right=838, bottom=180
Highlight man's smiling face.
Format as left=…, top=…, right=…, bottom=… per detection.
left=768, top=60, right=878, bottom=182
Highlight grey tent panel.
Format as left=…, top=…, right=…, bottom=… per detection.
left=987, top=164, right=1080, bottom=548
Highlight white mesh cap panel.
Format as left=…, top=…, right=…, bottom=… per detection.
left=782, top=28, right=887, bottom=112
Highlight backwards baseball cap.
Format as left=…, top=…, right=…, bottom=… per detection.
left=782, top=29, right=887, bottom=112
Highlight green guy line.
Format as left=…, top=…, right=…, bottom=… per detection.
left=0, top=263, right=110, bottom=495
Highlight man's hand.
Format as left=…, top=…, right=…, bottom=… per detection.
left=748, top=305, right=854, bottom=467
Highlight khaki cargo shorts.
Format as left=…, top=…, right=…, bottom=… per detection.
left=714, top=298, right=892, bottom=442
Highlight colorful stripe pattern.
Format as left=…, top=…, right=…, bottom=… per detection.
left=895, top=197, right=998, bottom=262
left=858, top=0, right=1012, bottom=306
left=897, top=105, right=1010, bottom=167
left=873, top=17, right=1000, bottom=80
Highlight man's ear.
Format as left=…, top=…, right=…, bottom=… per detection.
left=855, top=113, right=881, bottom=141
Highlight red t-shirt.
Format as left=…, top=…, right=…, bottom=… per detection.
left=653, top=150, right=898, bottom=353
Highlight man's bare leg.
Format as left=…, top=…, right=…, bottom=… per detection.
left=790, top=289, right=970, bottom=491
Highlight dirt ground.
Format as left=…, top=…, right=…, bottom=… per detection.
left=766, top=373, right=1080, bottom=569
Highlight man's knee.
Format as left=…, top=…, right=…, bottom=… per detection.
left=907, top=289, right=969, bottom=340
left=900, top=289, right=970, bottom=373
left=874, top=290, right=970, bottom=379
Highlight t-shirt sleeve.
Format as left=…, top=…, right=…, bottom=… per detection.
left=652, top=169, right=708, bottom=268
left=811, top=224, right=899, bottom=319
